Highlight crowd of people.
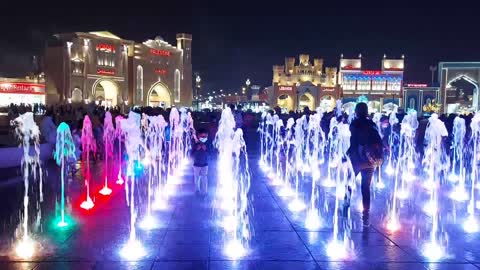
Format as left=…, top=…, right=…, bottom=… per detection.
left=4, top=101, right=479, bottom=152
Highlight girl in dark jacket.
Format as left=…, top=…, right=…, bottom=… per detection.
left=347, top=102, right=383, bottom=227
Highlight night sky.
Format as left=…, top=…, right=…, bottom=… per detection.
left=1, top=5, right=479, bottom=93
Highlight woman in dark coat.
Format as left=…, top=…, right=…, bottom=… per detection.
left=347, top=102, right=383, bottom=227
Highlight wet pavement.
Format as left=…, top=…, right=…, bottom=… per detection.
left=0, top=130, right=479, bottom=269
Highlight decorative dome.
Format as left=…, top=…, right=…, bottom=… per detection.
left=155, top=36, right=164, bottom=42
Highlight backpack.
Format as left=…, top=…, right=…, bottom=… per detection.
left=357, top=124, right=384, bottom=167
left=358, top=143, right=383, bottom=167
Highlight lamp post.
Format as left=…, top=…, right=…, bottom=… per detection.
left=429, top=65, right=437, bottom=86
left=195, top=74, right=201, bottom=111
left=246, top=78, right=251, bottom=100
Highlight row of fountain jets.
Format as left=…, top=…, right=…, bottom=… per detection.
left=11, top=106, right=252, bottom=260
left=258, top=101, right=480, bottom=260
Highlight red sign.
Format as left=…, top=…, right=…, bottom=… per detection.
left=96, top=44, right=115, bottom=52
left=154, top=68, right=167, bottom=75
left=278, top=86, right=293, bottom=91
left=0, top=82, right=45, bottom=95
left=150, top=49, right=171, bottom=57
left=406, top=83, right=427, bottom=88
left=97, top=69, right=115, bottom=75
left=362, top=70, right=382, bottom=75
left=342, top=65, right=360, bottom=70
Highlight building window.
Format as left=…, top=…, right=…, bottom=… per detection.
left=357, top=77, right=371, bottom=91
left=342, top=77, right=356, bottom=90
left=372, top=79, right=386, bottom=91
left=96, top=47, right=115, bottom=67
left=409, top=98, right=415, bottom=109
left=71, top=60, right=84, bottom=75
left=136, top=65, right=143, bottom=103
left=174, top=69, right=181, bottom=102
left=387, top=77, right=401, bottom=91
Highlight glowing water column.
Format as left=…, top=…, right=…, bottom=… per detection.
left=54, top=123, right=76, bottom=228
left=289, top=115, right=307, bottom=212
left=385, top=111, right=399, bottom=175
left=372, top=112, right=385, bottom=189
left=80, top=116, right=97, bottom=210
left=272, top=118, right=284, bottom=185
left=279, top=118, right=295, bottom=197
left=119, top=112, right=146, bottom=259
left=141, top=114, right=168, bottom=229
left=100, top=111, right=115, bottom=195
left=12, top=112, right=43, bottom=258
left=214, top=107, right=252, bottom=259
left=421, top=113, right=448, bottom=260
left=464, top=113, right=480, bottom=233
left=327, top=120, right=355, bottom=260
left=168, top=108, right=182, bottom=182
left=449, top=116, right=468, bottom=202
left=115, top=115, right=124, bottom=185
left=258, top=112, right=267, bottom=168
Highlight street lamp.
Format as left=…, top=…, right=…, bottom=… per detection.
left=195, top=74, right=201, bottom=111
left=245, top=78, right=251, bottom=100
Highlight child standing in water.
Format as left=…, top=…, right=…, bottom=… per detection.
left=191, top=128, right=209, bottom=195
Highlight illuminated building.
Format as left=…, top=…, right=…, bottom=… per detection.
left=438, top=62, right=480, bottom=113
left=0, top=75, right=45, bottom=106
left=339, top=54, right=404, bottom=113
left=403, top=83, right=440, bottom=114
left=271, top=54, right=339, bottom=112
left=45, top=31, right=192, bottom=107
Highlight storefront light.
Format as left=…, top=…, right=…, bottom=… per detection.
left=84, top=99, right=89, bottom=104
left=124, top=100, right=129, bottom=105
left=67, top=98, right=72, bottom=103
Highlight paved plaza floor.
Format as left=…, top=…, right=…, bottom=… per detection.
left=0, top=130, right=479, bottom=269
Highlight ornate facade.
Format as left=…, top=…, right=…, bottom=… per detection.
left=339, top=55, right=404, bottom=113
left=271, top=54, right=339, bottom=112
left=45, top=31, right=192, bottom=107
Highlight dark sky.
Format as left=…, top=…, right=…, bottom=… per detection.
left=1, top=4, right=479, bottom=92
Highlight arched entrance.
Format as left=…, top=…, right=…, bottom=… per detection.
left=383, top=102, right=398, bottom=113
left=446, top=75, right=479, bottom=113
left=319, top=95, right=335, bottom=112
left=147, top=82, right=172, bottom=108
left=368, top=101, right=381, bottom=113
left=71, top=88, right=83, bottom=103
left=92, top=79, right=119, bottom=107
left=277, top=94, right=293, bottom=112
left=342, top=102, right=356, bottom=115
left=299, top=93, right=315, bottom=111
left=439, top=62, right=480, bottom=113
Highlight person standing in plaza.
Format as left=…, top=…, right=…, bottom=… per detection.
left=191, top=128, right=210, bottom=195
left=347, top=102, right=384, bottom=227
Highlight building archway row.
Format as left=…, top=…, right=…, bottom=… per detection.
left=68, top=78, right=172, bottom=108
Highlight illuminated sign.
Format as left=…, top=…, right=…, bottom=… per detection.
left=322, top=87, right=336, bottom=91
left=154, top=68, right=167, bottom=75
left=150, top=49, right=171, bottom=57
left=0, top=82, right=45, bottom=94
left=97, top=69, right=115, bottom=75
left=363, top=70, right=382, bottom=75
left=96, top=44, right=115, bottom=52
left=278, top=86, right=293, bottom=91
left=406, top=83, right=428, bottom=88
left=342, top=65, right=361, bottom=70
